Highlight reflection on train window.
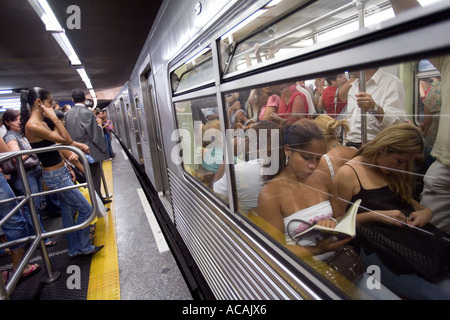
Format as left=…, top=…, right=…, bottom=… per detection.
left=220, top=0, right=444, bottom=76
left=135, top=98, right=146, bottom=142
left=126, top=103, right=134, bottom=131
left=171, top=46, right=213, bottom=94
left=214, top=55, right=450, bottom=299
left=174, top=96, right=229, bottom=205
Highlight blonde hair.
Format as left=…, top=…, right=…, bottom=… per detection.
left=314, top=114, right=349, bottom=142
left=355, top=123, right=423, bottom=202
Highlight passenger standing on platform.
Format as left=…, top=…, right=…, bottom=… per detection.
left=20, top=87, right=103, bottom=258
left=99, top=109, right=115, bottom=158
left=2, top=109, right=56, bottom=247
left=1, top=132, right=41, bottom=283
left=65, top=89, right=111, bottom=205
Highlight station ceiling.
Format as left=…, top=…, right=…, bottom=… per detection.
left=0, top=0, right=164, bottom=108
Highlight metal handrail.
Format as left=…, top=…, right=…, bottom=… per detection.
left=0, top=145, right=100, bottom=300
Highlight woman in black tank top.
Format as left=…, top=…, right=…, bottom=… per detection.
left=334, top=124, right=450, bottom=299
left=21, top=87, right=103, bottom=257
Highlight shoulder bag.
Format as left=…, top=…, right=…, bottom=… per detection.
left=1, top=153, right=40, bottom=174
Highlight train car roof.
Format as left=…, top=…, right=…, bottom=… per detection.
left=0, top=0, right=163, bottom=108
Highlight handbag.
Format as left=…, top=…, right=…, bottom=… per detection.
left=0, top=153, right=40, bottom=174
left=325, top=246, right=364, bottom=283
left=288, top=218, right=364, bottom=283
left=356, top=222, right=450, bottom=282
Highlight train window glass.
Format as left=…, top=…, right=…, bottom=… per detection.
left=173, top=96, right=229, bottom=206
left=135, top=98, right=146, bottom=142
left=126, top=102, right=134, bottom=131
left=171, top=47, right=213, bottom=94
left=226, top=54, right=449, bottom=298
left=220, top=0, right=445, bottom=76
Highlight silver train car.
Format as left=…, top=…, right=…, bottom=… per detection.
left=108, top=0, right=450, bottom=299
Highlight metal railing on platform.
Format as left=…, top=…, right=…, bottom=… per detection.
left=0, top=145, right=99, bottom=300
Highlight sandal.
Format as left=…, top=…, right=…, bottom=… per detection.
left=22, top=264, right=41, bottom=279
left=45, top=240, right=57, bottom=247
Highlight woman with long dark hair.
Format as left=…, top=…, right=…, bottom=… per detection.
left=20, top=87, right=103, bottom=257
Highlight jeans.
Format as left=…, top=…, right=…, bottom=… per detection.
left=10, top=165, right=47, bottom=239
left=0, top=173, right=29, bottom=249
left=104, top=132, right=114, bottom=157
left=41, top=166, right=95, bottom=256
left=360, top=250, right=450, bottom=300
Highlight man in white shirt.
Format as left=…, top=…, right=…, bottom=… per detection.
left=345, top=68, right=407, bottom=148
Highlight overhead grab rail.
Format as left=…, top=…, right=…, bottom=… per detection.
left=0, top=145, right=100, bottom=300
left=233, top=0, right=363, bottom=61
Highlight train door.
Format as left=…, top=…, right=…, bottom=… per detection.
left=124, top=85, right=144, bottom=165
left=134, top=95, right=146, bottom=166
left=140, top=70, right=172, bottom=211
left=114, top=99, right=129, bottom=149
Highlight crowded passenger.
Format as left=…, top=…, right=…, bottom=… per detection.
left=60, top=104, right=72, bottom=113
left=65, top=89, right=111, bottom=206
left=246, top=88, right=270, bottom=123
left=0, top=134, right=41, bottom=284
left=322, top=73, right=354, bottom=119
left=99, top=109, right=116, bottom=158
left=419, top=76, right=441, bottom=170
left=344, top=68, right=407, bottom=149
left=421, top=56, right=450, bottom=235
left=258, top=86, right=282, bottom=121
left=274, top=83, right=313, bottom=121
left=2, top=109, right=55, bottom=247
left=20, top=87, right=103, bottom=258
left=213, top=121, right=278, bottom=214
left=256, top=119, right=351, bottom=260
left=388, top=0, right=450, bottom=240
left=334, top=123, right=450, bottom=299
left=314, top=115, right=357, bottom=180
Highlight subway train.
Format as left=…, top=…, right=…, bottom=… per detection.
left=107, top=0, right=450, bottom=300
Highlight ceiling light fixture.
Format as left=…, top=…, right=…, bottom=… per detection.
left=28, top=0, right=96, bottom=103
left=52, top=31, right=82, bottom=66
left=28, top=0, right=63, bottom=32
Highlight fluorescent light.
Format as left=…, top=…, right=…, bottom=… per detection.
left=0, top=90, right=13, bottom=95
left=52, top=32, right=82, bottom=66
left=0, top=97, right=21, bottom=110
left=28, top=0, right=63, bottom=32
left=76, top=68, right=89, bottom=81
left=84, top=80, right=93, bottom=89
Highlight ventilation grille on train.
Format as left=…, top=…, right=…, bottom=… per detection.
left=168, top=170, right=305, bottom=300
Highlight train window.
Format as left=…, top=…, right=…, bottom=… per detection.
left=171, top=46, right=213, bottom=94
left=219, top=52, right=450, bottom=298
left=220, top=0, right=445, bottom=76
left=173, top=95, right=229, bottom=206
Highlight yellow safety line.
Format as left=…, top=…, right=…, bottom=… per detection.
left=87, top=159, right=121, bottom=300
